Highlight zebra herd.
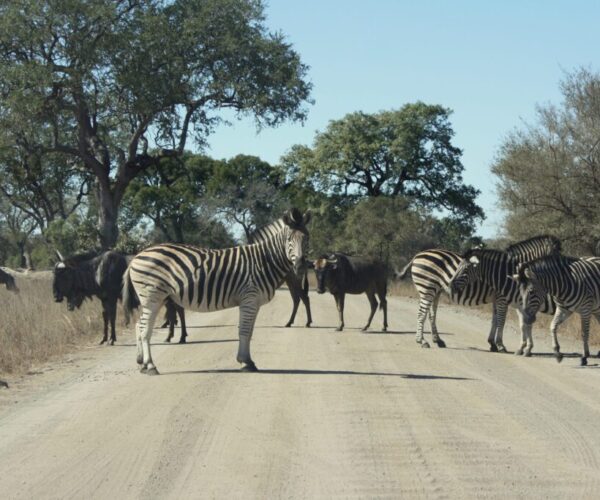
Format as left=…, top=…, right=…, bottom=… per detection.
left=117, top=206, right=600, bottom=374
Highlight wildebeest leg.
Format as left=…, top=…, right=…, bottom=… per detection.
left=237, top=293, right=260, bottom=371
left=108, top=298, right=117, bottom=345
left=362, top=291, right=378, bottom=332
left=164, top=302, right=176, bottom=342
left=301, top=275, right=312, bottom=327
left=493, top=299, right=508, bottom=353
left=428, top=293, right=446, bottom=348
left=100, top=300, right=109, bottom=345
left=378, top=289, right=388, bottom=332
left=139, top=305, right=160, bottom=375
left=334, top=293, right=345, bottom=331
left=177, top=306, right=187, bottom=344
left=285, top=286, right=301, bottom=327
left=550, top=306, right=572, bottom=363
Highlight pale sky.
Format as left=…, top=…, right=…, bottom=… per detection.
left=205, top=0, right=600, bottom=238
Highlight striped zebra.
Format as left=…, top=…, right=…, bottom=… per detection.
left=249, top=222, right=312, bottom=327
left=450, top=236, right=561, bottom=355
left=396, top=249, right=495, bottom=348
left=512, top=254, right=600, bottom=366
left=122, top=208, right=311, bottom=374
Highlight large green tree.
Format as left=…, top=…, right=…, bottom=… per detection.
left=493, top=68, right=600, bottom=254
left=0, top=0, right=312, bottom=248
left=283, top=103, right=483, bottom=223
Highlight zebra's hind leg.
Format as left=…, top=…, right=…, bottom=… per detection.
left=429, top=294, right=446, bottom=348
left=487, top=302, right=499, bottom=352
left=580, top=312, right=591, bottom=366
left=139, top=304, right=161, bottom=375
left=237, top=294, right=260, bottom=372
left=415, top=293, right=431, bottom=348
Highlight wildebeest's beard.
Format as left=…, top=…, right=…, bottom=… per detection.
left=66, top=293, right=85, bottom=311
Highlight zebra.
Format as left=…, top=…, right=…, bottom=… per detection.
left=396, top=249, right=495, bottom=348
left=122, top=208, right=311, bottom=375
left=249, top=222, right=312, bottom=328
left=511, top=254, right=600, bottom=366
left=450, top=235, right=561, bottom=355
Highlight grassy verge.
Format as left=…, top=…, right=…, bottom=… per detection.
left=0, top=272, right=106, bottom=376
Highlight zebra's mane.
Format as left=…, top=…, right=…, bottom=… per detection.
left=462, top=247, right=507, bottom=261
left=505, top=235, right=561, bottom=262
left=248, top=218, right=286, bottom=244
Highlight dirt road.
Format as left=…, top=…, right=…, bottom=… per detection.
left=1, top=291, right=600, bottom=499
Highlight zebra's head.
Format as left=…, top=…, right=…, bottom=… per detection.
left=281, top=208, right=311, bottom=276
left=509, top=264, right=545, bottom=325
left=450, top=253, right=481, bottom=295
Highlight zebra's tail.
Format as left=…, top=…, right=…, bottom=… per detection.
left=122, top=266, right=140, bottom=326
left=394, top=259, right=414, bottom=280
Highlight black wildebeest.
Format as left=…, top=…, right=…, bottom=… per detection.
left=0, top=268, right=18, bottom=294
left=0, top=268, right=19, bottom=388
left=311, top=253, right=388, bottom=332
left=161, top=301, right=188, bottom=343
left=53, top=250, right=128, bottom=345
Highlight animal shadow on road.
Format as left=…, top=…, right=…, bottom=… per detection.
left=164, top=368, right=475, bottom=380
left=113, top=339, right=237, bottom=347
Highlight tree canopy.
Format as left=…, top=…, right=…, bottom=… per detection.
left=0, top=0, right=312, bottom=248
left=282, top=103, right=483, bottom=224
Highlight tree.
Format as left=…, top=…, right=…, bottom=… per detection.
left=493, top=68, right=600, bottom=254
left=124, top=153, right=214, bottom=243
left=207, top=154, right=287, bottom=240
left=283, top=103, right=483, bottom=223
left=0, top=0, right=312, bottom=248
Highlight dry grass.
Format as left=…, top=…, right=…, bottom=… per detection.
left=0, top=272, right=107, bottom=376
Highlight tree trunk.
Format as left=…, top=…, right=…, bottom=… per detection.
left=96, top=183, right=120, bottom=249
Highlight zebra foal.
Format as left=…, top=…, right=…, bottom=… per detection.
left=123, top=208, right=311, bottom=375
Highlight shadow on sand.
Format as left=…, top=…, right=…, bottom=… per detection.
left=163, top=368, right=475, bottom=380
left=112, top=338, right=237, bottom=348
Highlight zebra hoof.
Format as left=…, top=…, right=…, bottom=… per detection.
left=241, top=361, right=258, bottom=372
left=489, top=344, right=498, bottom=353
left=178, top=338, right=186, bottom=344
left=497, top=345, right=507, bottom=353
left=164, top=337, right=171, bottom=343
left=515, top=348, right=524, bottom=356
left=420, top=341, right=431, bottom=349
left=146, top=367, right=160, bottom=376
left=555, top=353, right=563, bottom=363
left=136, top=355, right=143, bottom=365
left=435, top=339, right=446, bottom=348
left=581, top=357, right=588, bottom=367
left=140, top=365, right=147, bottom=373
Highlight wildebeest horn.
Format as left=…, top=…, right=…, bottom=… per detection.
left=55, top=249, right=65, bottom=262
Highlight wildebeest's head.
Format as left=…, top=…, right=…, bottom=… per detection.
left=311, top=255, right=339, bottom=294
left=53, top=261, right=85, bottom=311
left=281, top=208, right=311, bottom=277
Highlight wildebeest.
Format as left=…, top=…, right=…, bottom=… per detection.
left=53, top=250, right=128, bottom=345
left=0, top=268, right=18, bottom=293
left=162, top=301, right=188, bottom=343
left=311, top=253, right=388, bottom=332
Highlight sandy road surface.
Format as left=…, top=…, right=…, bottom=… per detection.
left=1, top=291, right=600, bottom=499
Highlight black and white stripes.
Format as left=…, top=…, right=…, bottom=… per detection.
left=123, top=209, right=311, bottom=374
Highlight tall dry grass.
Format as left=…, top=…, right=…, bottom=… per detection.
left=0, top=272, right=106, bottom=376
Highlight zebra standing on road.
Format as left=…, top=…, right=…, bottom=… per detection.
left=450, top=236, right=560, bottom=355
left=123, top=208, right=311, bottom=375
left=512, top=254, right=600, bottom=366
left=249, top=220, right=312, bottom=328
left=396, top=249, right=495, bottom=348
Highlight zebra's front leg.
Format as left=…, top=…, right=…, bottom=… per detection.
left=429, top=293, right=445, bottom=348
left=515, top=309, right=533, bottom=356
left=580, top=312, right=591, bottom=366
left=493, top=300, right=508, bottom=353
left=139, top=306, right=160, bottom=375
left=237, top=296, right=260, bottom=372
left=550, top=307, right=572, bottom=363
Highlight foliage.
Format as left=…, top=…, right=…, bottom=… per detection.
left=0, top=0, right=312, bottom=248
left=282, top=103, right=484, bottom=224
left=493, top=67, right=600, bottom=254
